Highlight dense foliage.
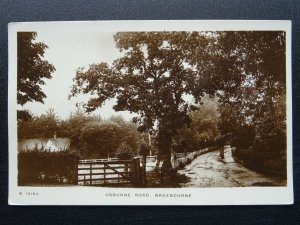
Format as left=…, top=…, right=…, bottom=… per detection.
left=18, top=108, right=60, bottom=139
left=17, top=32, right=56, bottom=121
left=78, top=118, right=140, bottom=158
left=216, top=31, right=286, bottom=159
left=59, top=109, right=101, bottom=149
left=18, top=149, right=78, bottom=185
left=18, top=109, right=142, bottom=159
left=17, top=32, right=56, bottom=105
left=116, top=142, right=135, bottom=160
left=174, top=95, right=220, bottom=152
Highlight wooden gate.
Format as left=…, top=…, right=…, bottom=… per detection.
left=77, top=158, right=141, bottom=186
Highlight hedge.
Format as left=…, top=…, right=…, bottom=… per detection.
left=232, top=147, right=286, bottom=177
left=18, top=150, right=78, bottom=186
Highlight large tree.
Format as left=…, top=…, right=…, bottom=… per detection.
left=70, top=32, right=215, bottom=167
left=216, top=31, right=286, bottom=156
left=17, top=32, right=55, bottom=107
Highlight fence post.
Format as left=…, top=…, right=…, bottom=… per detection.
left=89, top=163, right=92, bottom=185
left=220, top=146, right=224, bottom=159
left=133, top=158, right=142, bottom=186
left=132, top=159, right=136, bottom=185
left=104, top=163, right=106, bottom=185
left=125, top=162, right=129, bottom=179
left=142, top=156, right=147, bottom=186
left=138, top=158, right=141, bottom=185
left=76, top=162, right=79, bottom=185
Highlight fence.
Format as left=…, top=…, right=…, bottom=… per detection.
left=175, top=153, right=186, bottom=158
left=77, top=146, right=219, bottom=187
left=77, top=158, right=141, bottom=186
left=79, top=158, right=118, bottom=163
left=172, top=146, right=218, bottom=170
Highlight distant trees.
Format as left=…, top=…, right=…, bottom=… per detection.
left=174, top=95, right=220, bottom=152
left=78, top=117, right=141, bottom=158
left=18, top=108, right=59, bottom=139
left=115, top=142, right=135, bottom=160
left=59, top=109, right=101, bottom=149
left=189, top=95, right=220, bottom=146
left=110, top=116, right=141, bottom=152
left=72, top=117, right=141, bottom=158
left=18, top=108, right=142, bottom=159
left=79, top=121, right=122, bottom=158
left=17, top=32, right=55, bottom=121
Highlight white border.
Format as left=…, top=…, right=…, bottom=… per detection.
left=8, top=20, right=293, bottom=205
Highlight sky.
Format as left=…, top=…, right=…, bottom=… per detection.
left=21, top=31, right=137, bottom=121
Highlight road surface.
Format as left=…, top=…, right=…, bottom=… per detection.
left=178, top=146, right=286, bottom=187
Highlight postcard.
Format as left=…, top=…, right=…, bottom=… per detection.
left=8, top=20, right=293, bottom=205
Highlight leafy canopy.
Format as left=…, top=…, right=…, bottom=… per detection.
left=216, top=31, right=286, bottom=153
left=17, top=32, right=55, bottom=106
left=70, top=32, right=215, bottom=155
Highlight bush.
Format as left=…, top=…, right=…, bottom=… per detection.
left=186, top=158, right=192, bottom=165
left=115, top=143, right=135, bottom=160
left=176, top=161, right=185, bottom=170
left=18, top=149, right=78, bottom=185
left=79, top=119, right=141, bottom=159
left=231, top=125, right=255, bottom=149
left=233, top=147, right=286, bottom=176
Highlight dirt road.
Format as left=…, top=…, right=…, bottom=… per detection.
left=178, top=146, right=286, bottom=187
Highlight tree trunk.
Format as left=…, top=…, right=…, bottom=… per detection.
left=157, top=134, right=173, bottom=185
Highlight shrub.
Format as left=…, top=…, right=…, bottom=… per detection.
left=18, top=149, right=78, bottom=185
left=186, top=158, right=192, bottom=165
left=233, top=147, right=286, bottom=176
left=79, top=119, right=141, bottom=159
left=177, top=161, right=185, bottom=170
left=115, top=143, right=135, bottom=160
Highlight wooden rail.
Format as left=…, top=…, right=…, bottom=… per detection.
left=77, top=158, right=141, bottom=186
left=78, top=158, right=119, bottom=163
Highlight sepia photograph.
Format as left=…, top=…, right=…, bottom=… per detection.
left=8, top=20, right=293, bottom=205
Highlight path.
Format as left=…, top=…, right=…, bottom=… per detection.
left=178, top=145, right=286, bottom=187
